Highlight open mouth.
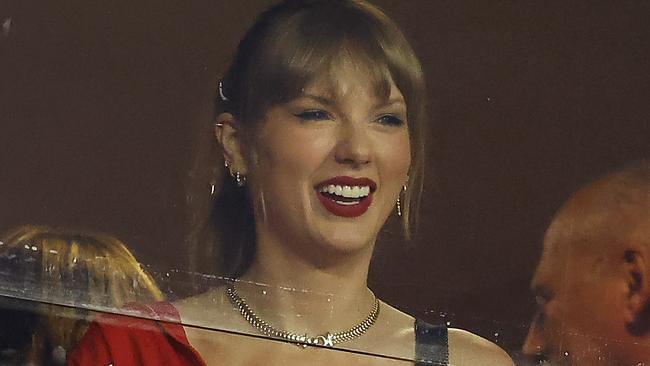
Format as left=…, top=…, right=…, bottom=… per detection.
left=318, top=184, right=371, bottom=205
left=314, top=177, right=376, bottom=218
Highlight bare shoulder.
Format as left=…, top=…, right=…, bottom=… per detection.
left=349, top=300, right=415, bottom=358
left=448, top=328, right=513, bottom=366
left=377, top=300, right=416, bottom=325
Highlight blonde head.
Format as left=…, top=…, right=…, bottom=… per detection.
left=0, top=225, right=164, bottom=363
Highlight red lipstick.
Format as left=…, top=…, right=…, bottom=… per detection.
left=315, top=176, right=376, bottom=218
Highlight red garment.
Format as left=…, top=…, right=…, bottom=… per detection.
left=68, top=302, right=207, bottom=365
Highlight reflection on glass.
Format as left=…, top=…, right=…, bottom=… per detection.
left=1, top=0, right=647, bottom=364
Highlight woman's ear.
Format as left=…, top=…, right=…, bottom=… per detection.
left=623, top=249, right=650, bottom=327
left=215, top=112, right=248, bottom=175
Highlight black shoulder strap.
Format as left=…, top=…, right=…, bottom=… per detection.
left=415, top=318, right=448, bottom=365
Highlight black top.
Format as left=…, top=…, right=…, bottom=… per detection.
left=414, top=319, right=448, bottom=365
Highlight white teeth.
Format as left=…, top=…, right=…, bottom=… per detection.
left=318, top=184, right=371, bottom=198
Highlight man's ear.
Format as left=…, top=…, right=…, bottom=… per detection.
left=623, top=249, right=650, bottom=328
left=215, top=112, right=248, bottom=175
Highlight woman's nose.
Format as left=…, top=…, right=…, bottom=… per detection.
left=334, top=123, right=371, bottom=167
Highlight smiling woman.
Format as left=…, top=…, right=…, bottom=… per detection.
left=68, top=1, right=512, bottom=365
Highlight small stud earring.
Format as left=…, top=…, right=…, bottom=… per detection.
left=228, top=166, right=246, bottom=187
left=235, top=172, right=246, bottom=187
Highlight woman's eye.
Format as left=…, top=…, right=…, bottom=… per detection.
left=294, top=110, right=332, bottom=121
left=377, top=114, right=405, bottom=126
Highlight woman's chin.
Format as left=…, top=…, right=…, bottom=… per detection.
left=310, top=205, right=385, bottom=245
left=313, top=227, right=377, bottom=255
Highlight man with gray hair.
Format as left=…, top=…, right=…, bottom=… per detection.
left=522, top=160, right=650, bottom=365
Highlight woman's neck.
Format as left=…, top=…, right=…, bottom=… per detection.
left=234, top=231, right=377, bottom=335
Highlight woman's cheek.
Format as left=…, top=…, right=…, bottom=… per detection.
left=272, top=128, right=334, bottom=169
left=377, top=131, right=411, bottom=176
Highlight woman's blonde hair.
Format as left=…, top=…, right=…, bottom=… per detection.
left=0, top=225, right=164, bottom=364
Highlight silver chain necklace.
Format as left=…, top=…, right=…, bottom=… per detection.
left=226, top=281, right=380, bottom=348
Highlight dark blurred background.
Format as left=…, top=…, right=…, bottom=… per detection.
left=1, top=0, right=649, bottom=356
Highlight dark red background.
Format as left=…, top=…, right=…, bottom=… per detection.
left=1, top=0, right=649, bottom=356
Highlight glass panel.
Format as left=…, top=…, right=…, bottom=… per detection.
left=1, top=0, right=649, bottom=365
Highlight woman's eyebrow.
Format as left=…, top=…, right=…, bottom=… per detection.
left=299, top=94, right=335, bottom=106
left=381, top=98, right=406, bottom=107
left=295, top=94, right=405, bottom=109
left=374, top=98, right=406, bottom=110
